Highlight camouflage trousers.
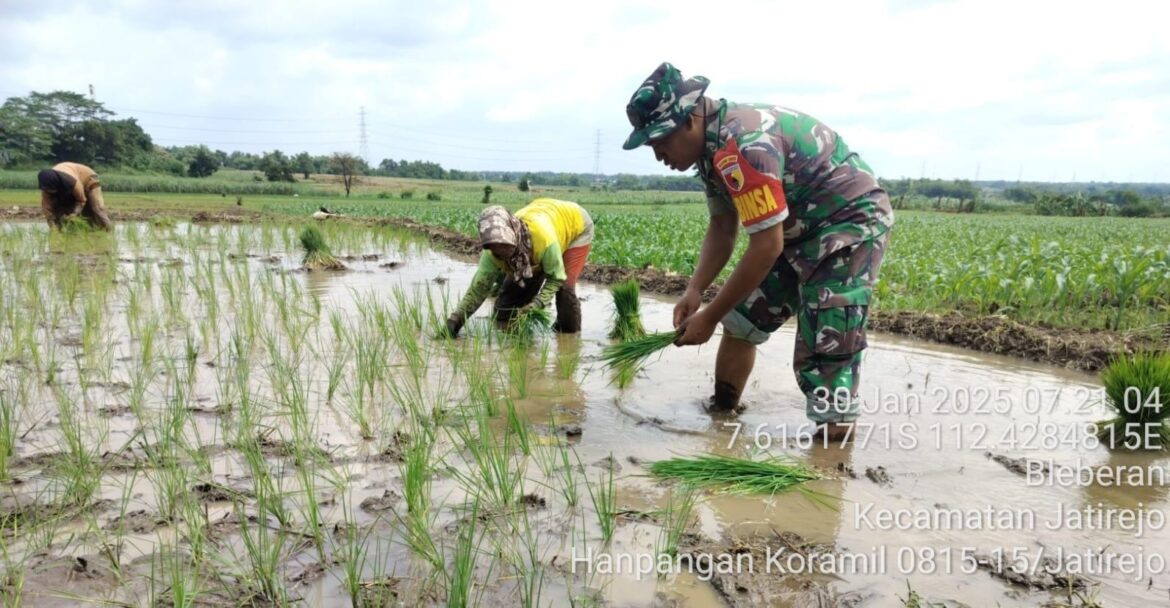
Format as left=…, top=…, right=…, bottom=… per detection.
left=721, top=219, right=890, bottom=424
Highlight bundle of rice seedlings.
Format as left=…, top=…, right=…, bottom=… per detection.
left=299, top=226, right=346, bottom=271
left=1096, top=351, right=1170, bottom=449
left=600, top=330, right=677, bottom=369
left=608, top=279, right=646, bottom=341
left=649, top=454, right=822, bottom=497
left=60, top=215, right=97, bottom=234
left=507, top=306, right=552, bottom=342
left=600, top=330, right=678, bottom=388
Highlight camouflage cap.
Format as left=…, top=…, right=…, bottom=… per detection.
left=622, top=62, right=709, bottom=150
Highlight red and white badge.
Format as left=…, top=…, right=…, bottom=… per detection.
left=713, top=139, right=788, bottom=228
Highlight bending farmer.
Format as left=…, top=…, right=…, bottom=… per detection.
left=444, top=199, right=593, bottom=337
left=622, top=62, right=894, bottom=440
left=38, top=162, right=112, bottom=231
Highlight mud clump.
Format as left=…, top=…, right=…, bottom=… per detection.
left=104, top=509, right=169, bottom=534
left=986, top=452, right=1049, bottom=478
left=591, top=455, right=623, bottom=473
left=289, top=560, right=333, bottom=586
left=680, top=531, right=861, bottom=607
left=974, top=551, right=1090, bottom=592
left=359, top=490, right=401, bottom=513
left=192, top=211, right=246, bottom=224
left=867, top=310, right=1160, bottom=372
left=520, top=493, right=547, bottom=510
left=191, top=481, right=252, bottom=503
left=371, top=430, right=411, bottom=463
left=864, top=466, right=893, bottom=486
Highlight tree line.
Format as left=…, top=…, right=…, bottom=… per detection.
left=1, top=90, right=706, bottom=192
left=3, top=90, right=1163, bottom=208
left=880, top=177, right=1168, bottom=217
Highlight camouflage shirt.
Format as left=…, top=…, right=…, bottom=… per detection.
left=696, top=97, right=892, bottom=246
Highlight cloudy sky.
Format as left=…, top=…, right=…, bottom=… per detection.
left=2, top=0, right=1166, bottom=181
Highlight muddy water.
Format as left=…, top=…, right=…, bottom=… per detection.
left=294, top=228, right=1170, bottom=606
left=3, top=222, right=1167, bottom=607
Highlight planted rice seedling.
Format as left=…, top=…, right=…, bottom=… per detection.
left=448, top=405, right=526, bottom=512
left=507, top=346, right=531, bottom=399
left=0, top=380, right=22, bottom=482
left=1096, top=351, right=1170, bottom=449
left=583, top=452, right=618, bottom=544
left=446, top=500, right=487, bottom=608
left=505, top=398, right=532, bottom=456
left=503, top=508, right=546, bottom=608
left=655, top=484, right=698, bottom=562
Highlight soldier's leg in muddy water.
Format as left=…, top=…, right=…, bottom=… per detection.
left=711, top=256, right=799, bottom=413
left=796, top=231, right=889, bottom=441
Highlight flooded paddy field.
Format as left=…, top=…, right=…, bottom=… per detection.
left=0, top=221, right=1165, bottom=607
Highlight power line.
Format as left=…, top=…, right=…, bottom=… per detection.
left=148, top=124, right=346, bottom=134
left=366, top=131, right=592, bottom=154
left=106, top=106, right=350, bottom=123
left=150, top=137, right=358, bottom=146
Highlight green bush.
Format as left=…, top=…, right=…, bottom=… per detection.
left=400, top=190, right=414, bottom=199
left=426, top=192, right=442, bottom=201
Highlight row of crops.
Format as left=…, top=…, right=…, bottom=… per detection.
left=275, top=200, right=1169, bottom=332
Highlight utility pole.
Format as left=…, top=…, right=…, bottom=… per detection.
left=359, top=106, right=370, bottom=165
left=593, top=129, right=602, bottom=183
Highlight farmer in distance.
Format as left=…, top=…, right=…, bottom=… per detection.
left=622, top=62, right=894, bottom=441
left=443, top=199, right=593, bottom=337
left=37, top=161, right=113, bottom=231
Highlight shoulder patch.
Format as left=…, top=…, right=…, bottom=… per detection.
left=716, top=154, right=745, bottom=193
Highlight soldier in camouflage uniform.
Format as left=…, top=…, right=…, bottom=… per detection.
left=623, top=62, right=894, bottom=440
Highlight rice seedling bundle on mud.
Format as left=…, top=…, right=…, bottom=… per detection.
left=649, top=453, right=823, bottom=498
left=608, top=279, right=646, bottom=341
left=1096, top=351, right=1170, bottom=449
left=299, top=225, right=346, bottom=271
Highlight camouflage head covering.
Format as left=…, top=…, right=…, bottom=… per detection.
left=478, top=206, right=534, bottom=286
left=622, top=62, right=710, bottom=150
